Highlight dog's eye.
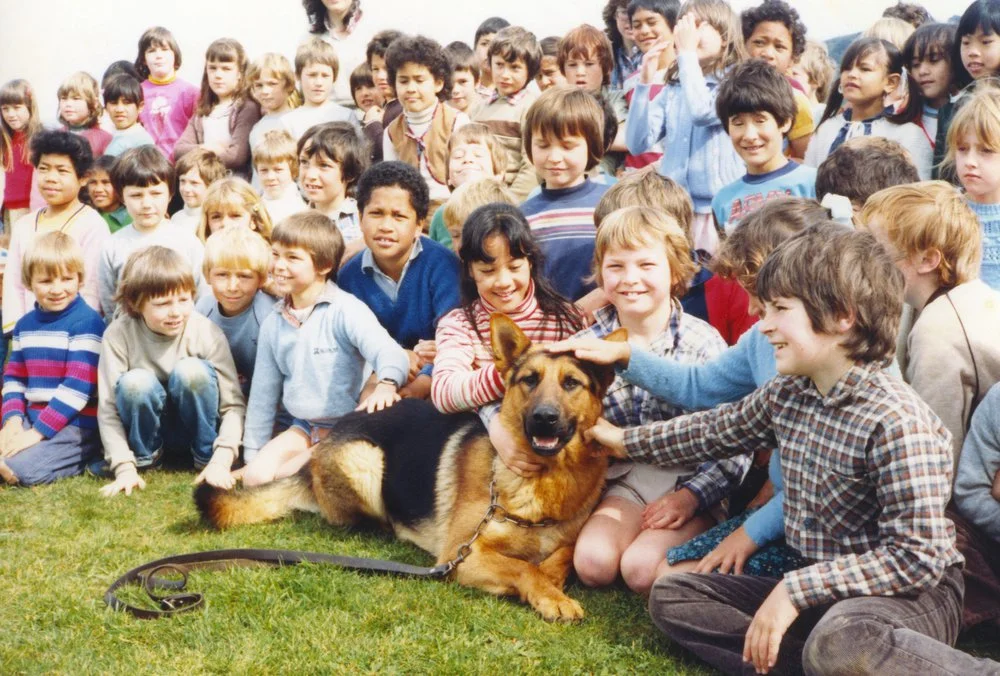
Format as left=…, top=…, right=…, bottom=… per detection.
left=562, top=376, right=582, bottom=392
left=520, top=373, right=539, bottom=388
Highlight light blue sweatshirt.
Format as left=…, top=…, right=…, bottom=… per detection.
left=242, top=282, right=409, bottom=457
left=620, top=325, right=783, bottom=545
left=624, top=52, right=744, bottom=212
left=954, top=382, right=1000, bottom=542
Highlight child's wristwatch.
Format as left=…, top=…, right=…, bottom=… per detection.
left=378, top=378, right=398, bottom=389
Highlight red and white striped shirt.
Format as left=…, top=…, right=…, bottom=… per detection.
left=431, top=286, right=579, bottom=414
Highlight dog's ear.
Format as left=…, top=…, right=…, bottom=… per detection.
left=491, top=313, right=533, bottom=375
left=591, top=327, right=628, bottom=395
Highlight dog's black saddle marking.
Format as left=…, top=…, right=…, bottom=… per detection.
left=328, top=399, right=484, bottom=526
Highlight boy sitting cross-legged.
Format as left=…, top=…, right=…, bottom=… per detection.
left=587, top=222, right=967, bottom=674
left=338, top=161, right=461, bottom=400
left=241, top=212, right=410, bottom=487
left=0, top=233, right=105, bottom=486
left=94, top=246, right=245, bottom=497
left=195, top=227, right=276, bottom=399
left=712, top=58, right=817, bottom=234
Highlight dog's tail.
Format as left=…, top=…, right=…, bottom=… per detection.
left=194, top=474, right=317, bottom=529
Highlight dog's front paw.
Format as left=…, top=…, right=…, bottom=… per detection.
left=532, top=592, right=584, bottom=622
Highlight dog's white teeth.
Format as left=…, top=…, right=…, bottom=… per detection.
left=532, top=436, right=560, bottom=449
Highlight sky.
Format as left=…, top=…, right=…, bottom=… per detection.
left=0, top=0, right=966, bottom=123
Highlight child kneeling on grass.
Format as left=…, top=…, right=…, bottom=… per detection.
left=0, top=233, right=105, bottom=486
left=587, top=222, right=968, bottom=674
left=241, top=212, right=409, bottom=487
left=94, top=246, right=245, bottom=497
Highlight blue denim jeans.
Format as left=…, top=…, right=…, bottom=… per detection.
left=114, top=358, right=220, bottom=469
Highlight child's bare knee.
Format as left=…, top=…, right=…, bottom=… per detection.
left=573, top=543, right=621, bottom=588
left=620, top=546, right=662, bottom=595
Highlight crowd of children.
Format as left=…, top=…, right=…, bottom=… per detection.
left=2, top=0, right=1000, bottom=672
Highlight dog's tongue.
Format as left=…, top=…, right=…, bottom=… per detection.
left=532, top=436, right=560, bottom=450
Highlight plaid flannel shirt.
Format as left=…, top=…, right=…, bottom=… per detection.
left=623, top=361, right=962, bottom=610
left=578, top=304, right=750, bottom=509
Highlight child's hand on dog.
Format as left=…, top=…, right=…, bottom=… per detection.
left=546, top=338, right=631, bottom=367
left=99, top=465, right=146, bottom=497
left=194, top=448, right=238, bottom=490
left=695, top=525, right=759, bottom=575
left=583, top=418, right=627, bottom=458
left=357, top=380, right=401, bottom=414
left=642, top=487, right=698, bottom=530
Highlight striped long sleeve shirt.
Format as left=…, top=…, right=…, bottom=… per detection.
left=2, top=295, right=105, bottom=436
left=431, top=286, right=580, bottom=415
left=623, top=361, right=963, bottom=610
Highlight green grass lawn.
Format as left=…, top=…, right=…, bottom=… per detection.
left=2, top=470, right=997, bottom=674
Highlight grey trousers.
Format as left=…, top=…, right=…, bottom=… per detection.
left=648, top=567, right=1000, bottom=676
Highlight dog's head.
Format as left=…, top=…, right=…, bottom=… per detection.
left=491, top=314, right=625, bottom=459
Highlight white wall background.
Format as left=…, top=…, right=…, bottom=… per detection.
left=0, top=0, right=966, bottom=122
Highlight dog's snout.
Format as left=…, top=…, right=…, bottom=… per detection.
left=531, top=406, right=560, bottom=428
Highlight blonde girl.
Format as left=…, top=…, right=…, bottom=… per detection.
left=624, top=0, right=746, bottom=255
left=198, top=177, right=273, bottom=242
left=1, top=79, right=42, bottom=226
left=57, top=72, right=112, bottom=158
left=805, top=37, right=933, bottom=179
left=174, top=38, right=261, bottom=180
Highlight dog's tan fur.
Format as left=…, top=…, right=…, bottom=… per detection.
left=196, top=315, right=624, bottom=620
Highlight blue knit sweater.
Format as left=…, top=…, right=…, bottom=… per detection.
left=338, top=236, right=461, bottom=350
left=968, top=200, right=1000, bottom=291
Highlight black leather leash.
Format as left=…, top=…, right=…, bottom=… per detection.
left=104, top=548, right=451, bottom=619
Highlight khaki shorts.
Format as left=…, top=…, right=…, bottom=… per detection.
left=604, top=462, right=690, bottom=506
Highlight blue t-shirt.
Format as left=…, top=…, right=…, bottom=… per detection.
left=195, top=290, right=277, bottom=397
left=711, top=161, right=817, bottom=234
left=520, top=179, right=609, bottom=302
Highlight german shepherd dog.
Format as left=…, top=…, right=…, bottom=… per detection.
left=195, top=315, right=625, bottom=621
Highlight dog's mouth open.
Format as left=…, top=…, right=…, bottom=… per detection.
left=525, top=422, right=577, bottom=457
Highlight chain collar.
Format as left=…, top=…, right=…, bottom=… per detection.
left=431, top=478, right=558, bottom=576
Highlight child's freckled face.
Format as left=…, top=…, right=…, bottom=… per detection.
left=491, top=56, right=529, bottom=97
left=86, top=170, right=118, bottom=211
left=601, top=243, right=672, bottom=320
left=59, top=93, right=90, bottom=126
left=208, top=266, right=259, bottom=316
left=178, top=169, right=208, bottom=209
left=141, top=290, right=194, bottom=337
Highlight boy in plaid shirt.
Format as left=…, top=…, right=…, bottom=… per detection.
left=588, top=222, right=972, bottom=674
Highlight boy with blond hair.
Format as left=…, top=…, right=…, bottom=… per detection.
left=196, top=227, right=276, bottom=398
left=253, top=129, right=307, bottom=226
left=862, top=181, right=1000, bottom=468
left=588, top=222, right=967, bottom=674
left=282, top=38, right=358, bottom=143
left=473, top=26, right=543, bottom=200
left=0, top=232, right=105, bottom=486
left=95, top=246, right=244, bottom=497
left=247, top=53, right=298, bottom=153
left=441, top=178, right=516, bottom=252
